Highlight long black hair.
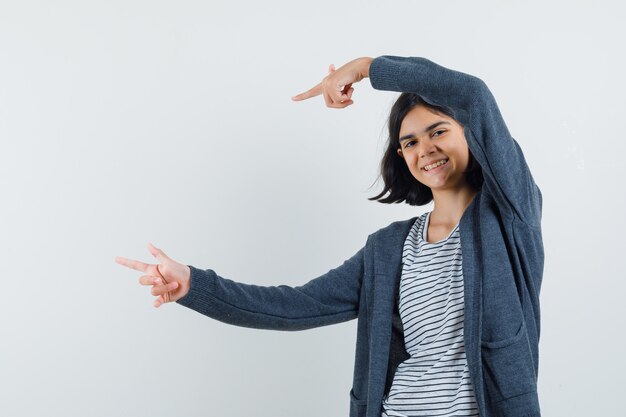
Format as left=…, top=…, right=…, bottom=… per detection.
left=369, top=93, right=483, bottom=206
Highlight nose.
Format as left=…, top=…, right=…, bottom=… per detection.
left=418, top=140, right=437, bottom=159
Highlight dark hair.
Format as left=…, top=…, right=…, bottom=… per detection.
left=369, top=93, right=483, bottom=206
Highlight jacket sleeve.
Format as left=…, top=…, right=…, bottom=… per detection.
left=175, top=246, right=365, bottom=331
left=369, top=56, right=542, bottom=226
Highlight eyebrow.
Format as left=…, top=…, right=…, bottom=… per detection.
left=399, top=121, right=452, bottom=143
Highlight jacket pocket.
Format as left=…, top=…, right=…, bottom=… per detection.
left=480, top=319, right=536, bottom=403
left=349, top=389, right=367, bottom=417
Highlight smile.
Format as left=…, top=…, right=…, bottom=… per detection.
left=423, top=159, right=449, bottom=172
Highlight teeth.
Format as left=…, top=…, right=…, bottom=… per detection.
left=424, top=159, right=448, bottom=171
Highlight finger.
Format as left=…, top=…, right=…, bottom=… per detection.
left=323, top=82, right=339, bottom=106
left=323, top=89, right=334, bottom=107
left=147, top=242, right=170, bottom=263
left=326, top=83, right=349, bottom=106
left=338, top=90, right=354, bottom=104
left=151, top=281, right=179, bottom=297
left=344, top=87, right=354, bottom=101
left=331, top=85, right=354, bottom=105
left=291, top=83, right=323, bottom=101
left=328, top=64, right=335, bottom=73
left=139, top=275, right=162, bottom=286
left=337, top=88, right=354, bottom=102
left=329, top=99, right=353, bottom=109
left=115, top=256, right=151, bottom=273
left=326, top=88, right=351, bottom=108
left=154, top=292, right=170, bottom=308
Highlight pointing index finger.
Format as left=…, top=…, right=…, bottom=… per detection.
left=291, top=82, right=322, bottom=102
left=115, top=256, right=151, bottom=273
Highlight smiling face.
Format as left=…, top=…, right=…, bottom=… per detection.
left=397, top=105, right=471, bottom=193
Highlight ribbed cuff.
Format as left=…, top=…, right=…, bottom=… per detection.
left=176, top=265, right=218, bottom=310
left=369, top=56, right=405, bottom=92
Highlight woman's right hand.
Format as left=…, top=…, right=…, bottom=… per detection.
left=115, top=243, right=191, bottom=308
left=291, top=57, right=373, bottom=109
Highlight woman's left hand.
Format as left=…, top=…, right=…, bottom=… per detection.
left=291, top=57, right=373, bottom=109
left=115, top=243, right=191, bottom=308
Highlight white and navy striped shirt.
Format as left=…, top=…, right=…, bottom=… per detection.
left=381, top=212, right=479, bottom=417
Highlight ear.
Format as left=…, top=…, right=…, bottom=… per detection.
left=396, top=148, right=404, bottom=159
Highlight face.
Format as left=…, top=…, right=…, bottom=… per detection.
left=397, top=105, right=471, bottom=192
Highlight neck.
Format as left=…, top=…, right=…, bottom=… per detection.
left=430, top=185, right=478, bottom=226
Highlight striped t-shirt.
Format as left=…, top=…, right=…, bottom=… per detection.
left=381, top=212, right=479, bottom=417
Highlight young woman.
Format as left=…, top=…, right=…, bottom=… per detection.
left=116, top=56, right=544, bottom=417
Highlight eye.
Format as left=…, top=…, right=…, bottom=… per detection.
left=403, top=139, right=417, bottom=149
left=432, top=129, right=446, bottom=137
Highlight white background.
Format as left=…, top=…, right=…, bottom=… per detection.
left=1, top=0, right=624, bottom=416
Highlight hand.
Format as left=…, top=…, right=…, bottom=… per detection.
left=291, top=57, right=373, bottom=109
left=115, top=243, right=191, bottom=308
